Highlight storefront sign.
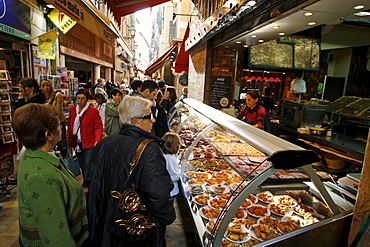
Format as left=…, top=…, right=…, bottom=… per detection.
left=0, top=0, right=30, bottom=40
left=47, top=8, right=77, bottom=34
left=210, top=76, right=231, bottom=108
left=38, top=30, right=57, bottom=60
left=53, top=0, right=85, bottom=22
left=44, top=0, right=116, bottom=43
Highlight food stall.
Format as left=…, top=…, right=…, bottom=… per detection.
left=275, top=97, right=367, bottom=173
left=171, top=98, right=354, bottom=247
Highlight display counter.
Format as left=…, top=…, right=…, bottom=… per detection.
left=170, top=98, right=354, bottom=247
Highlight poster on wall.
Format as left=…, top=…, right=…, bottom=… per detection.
left=38, top=29, right=57, bottom=60
left=210, top=76, right=231, bottom=108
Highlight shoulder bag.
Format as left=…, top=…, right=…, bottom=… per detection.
left=68, top=113, right=84, bottom=148
left=107, top=139, right=156, bottom=242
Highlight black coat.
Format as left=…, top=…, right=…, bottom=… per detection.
left=12, top=93, right=46, bottom=110
left=87, top=124, right=176, bottom=247
left=154, top=105, right=169, bottom=138
left=161, top=99, right=176, bottom=113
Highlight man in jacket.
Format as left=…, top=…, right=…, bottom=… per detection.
left=87, top=96, right=175, bottom=247
left=105, top=88, right=123, bottom=136
left=135, top=80, right=159, bottom=135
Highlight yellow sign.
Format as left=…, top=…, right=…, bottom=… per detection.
left=47, top=8, right=77, bottom=34
left=38, top=29, right=57, bottom=60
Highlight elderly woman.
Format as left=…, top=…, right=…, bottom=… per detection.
left=11, top=103, right=89, bottom=246
left=87, top=96, right=176, bottom=247
left=67, top=88, right=103, bottom=187
left=12, top=77, right=46, bottom=109
left=40, top=79, right=67, bottom=157
left=94, top=78, right=108, bottom=99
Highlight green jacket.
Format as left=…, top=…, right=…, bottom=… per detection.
left=104, top=99, right=121, bottom=136
left=18, top=149, right=88, bottom=246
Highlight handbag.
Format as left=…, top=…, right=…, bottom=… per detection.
left=68, top=134, right=78, bottom=148
left=107, top=139, right=156, bottom=242
left=68, top=113, right=83, bottom=148
left=64, top=155, right=81, bottom=177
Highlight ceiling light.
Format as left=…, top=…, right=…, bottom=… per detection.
left=272, top=25, right=280, bottom=29
left=251, top=35, right=257, bottom=38
left=243, top=45, right=249, bottom=48
left=236, top=41, right=242, bottom=44
left=46, top=4, right=55, bottom=8
left=304, top=12, right=313, bottom=16
left=355, top=11, right=370, bottom=16
left=247, top=1, right=256, bottom=6
left=258, top=39, right=264, bottom=42
left=353, top=4, right=366, bottom=10
left=279, top=32, right=286, bottom=36
left=308, top=21, right=317, bottom=25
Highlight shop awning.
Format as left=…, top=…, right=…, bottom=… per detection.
left=106, top=0, right=170, bottom=21
left=144, top=44, right=177, bottom=75
left=174, top=24, right=190, bottom=73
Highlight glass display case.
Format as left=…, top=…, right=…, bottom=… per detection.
left=171, top=98, right=354, bottom=247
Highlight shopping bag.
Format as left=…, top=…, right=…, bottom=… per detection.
left=64, top=155, right=81, bottom=176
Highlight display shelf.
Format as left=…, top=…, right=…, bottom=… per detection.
left=172, top=98, right=354, bottom=247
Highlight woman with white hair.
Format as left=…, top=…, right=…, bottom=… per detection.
left=87, top=96, right=176, bottom=247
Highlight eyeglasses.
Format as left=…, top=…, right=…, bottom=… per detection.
left=134, top=113, right=153, bottom=120
left=76, top=96, right=87, bottom=101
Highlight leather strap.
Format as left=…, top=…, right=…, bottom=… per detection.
left=128, top=139, right=152, bottom=178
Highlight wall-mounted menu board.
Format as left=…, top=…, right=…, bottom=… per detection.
left=210, top=76, right=231, bottom=108
left=249, top=36, right=320, bottom=71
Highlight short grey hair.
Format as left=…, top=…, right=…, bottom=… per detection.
left=118, top=96, right=152, bottom=125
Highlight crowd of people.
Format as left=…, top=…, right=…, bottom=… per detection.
left=11, top=77, right=186, bottom=247
left=10, top=76, right=276, bottom=246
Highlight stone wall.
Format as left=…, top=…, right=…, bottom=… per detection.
left=188, top=42, right=207, bottom=102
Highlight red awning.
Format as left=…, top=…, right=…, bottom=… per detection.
left=174, top=24, right=190, bottom=73
left=106, top=0, right=170, bottom=21
left=145, top=44, right=177, bottom=75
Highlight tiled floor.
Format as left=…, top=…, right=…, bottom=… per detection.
left=0, top=183, right=19, bottom=247
left=0, top=182, right=198, bottom=247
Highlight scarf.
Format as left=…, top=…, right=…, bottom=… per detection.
left=73, top=104, right=89, bottom=145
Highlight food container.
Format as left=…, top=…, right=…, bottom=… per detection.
left=297, top=127, right=311, bottom=135
left=309, top=127, right=326, bottom=136
left=325, top=156, right=345, bottom=172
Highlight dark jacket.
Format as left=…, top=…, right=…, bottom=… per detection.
left=161, top=99, right=176, bottom=113
left=154, top=105, right=169, bottom=138
left=12, top=93, right=46, bottom=110
left=87, top=124, right=175, bottom=247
